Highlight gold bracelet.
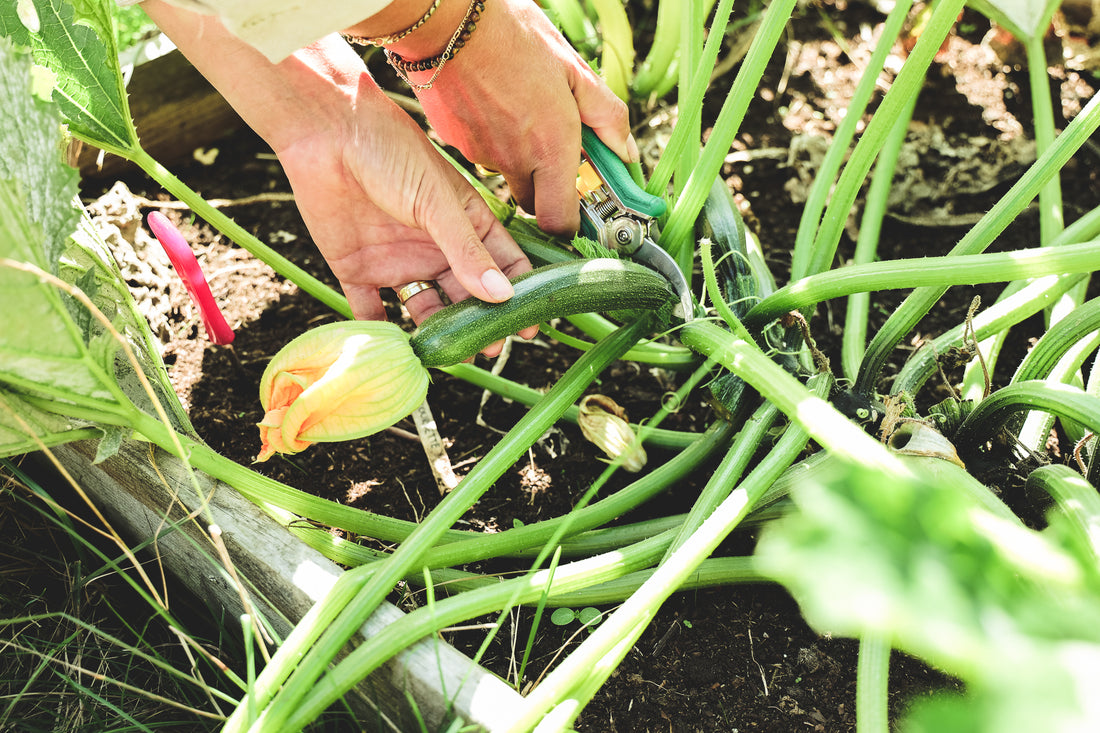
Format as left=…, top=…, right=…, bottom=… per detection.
left=385, top=0, right=484, bottom=91
left=346, top=0, right=443, bottom=47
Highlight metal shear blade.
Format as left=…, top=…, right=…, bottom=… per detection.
left=632, top=237, right=692, bottom=321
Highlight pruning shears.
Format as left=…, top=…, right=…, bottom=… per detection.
left=577, top=127, right=694, bottom=321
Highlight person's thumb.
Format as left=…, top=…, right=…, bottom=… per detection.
left=420, top=181, right=515, bottom=303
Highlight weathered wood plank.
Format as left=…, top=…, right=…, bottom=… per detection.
left=48, top=438, right=524, bottom=732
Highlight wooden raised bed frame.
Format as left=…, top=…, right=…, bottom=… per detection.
left=48, top=438, right=525, bottom=732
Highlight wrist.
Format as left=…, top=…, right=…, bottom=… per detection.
left=380, top=0, right=487, bottom=91
left=350, top=0, right=473, bottom=60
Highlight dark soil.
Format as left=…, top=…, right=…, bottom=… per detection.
left=58, top=2, right=1100, bottom=730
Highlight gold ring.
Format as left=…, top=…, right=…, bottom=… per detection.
left=395, top=280, right=436, bottom=303
left=475, top=163, right=501, bottom=177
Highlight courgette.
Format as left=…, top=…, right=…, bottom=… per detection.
left=410, top=259, right=676, bottom=368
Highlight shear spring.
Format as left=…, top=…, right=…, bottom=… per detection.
left=590, top=198, right=618, bottom=220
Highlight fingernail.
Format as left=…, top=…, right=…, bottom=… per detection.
left=481, top=269, right=514, bottom=300
left=627, top=134, right=640, bottom=164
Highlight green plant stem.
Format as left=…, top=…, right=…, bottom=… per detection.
left=589, top=0, right=634, bottom=99
left=661, top=402, right=779, bottom=564
left=458, top=351, right=721, bottom=685
left=700, top=238, right=756, bottom=343
left=891, top=273, right=1088, bottom=396
left=1026, top=34, right=1064, bottom=249
left=842, top=92, right=918, bottom=382
left=127, top=396, right=715, bottom=568
left=954, top=381, right=1100, bottom=450
left=318, top=547, right=765, bottom=605
left=544, top=556, right=764, bottom=606
left=1015, top=329, right=1100, bottom=450
left=235, top=319, right=650, bottom=733
left=543, top=320, right=697, bottom=366
left=632, top=0, right=683, bottom=97
left=679, top=322, right=912, bottom=478
left=540, top=0, right=595, bottom=50
left=659, top=0, right=797, bottom=266
left=961, top=204, right=1100, bottom=400
left=142, top=421, right=434, bottom=542
left=674, top=0, right=704, bottom=203
left=1013, top=297, right=1100, bottom=383
left=517, top=546, right=563, bottom=688
left=441, top=362, right=700, bottom=448
left=788, top=0, right=915, bottom=282
left=129, top=149, right=353, bottom=319
left=295, top=448, right=811, bottom=569
left=856, top=634, right=891, bottom=733
left=282, top=532, right=677, bottom=732
left=800, top=0, right=965, bottom=280
left=746, top=240, right=1100, bottom=328
left=1025, top=464, right=1100, bottom=561
left=563, top=313, right=698, bottom=367
left=646, top=0, right=735, bottom=198
left=511, top=376, right=829, bottom=731
left=913, top=201, right=1100, bottom=396
left=857, top=90, right=1100, bottom=395
left=423, top=420, right=734, bottom=568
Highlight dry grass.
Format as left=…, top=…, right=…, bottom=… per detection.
left=0, top=459, right=231, bottom=732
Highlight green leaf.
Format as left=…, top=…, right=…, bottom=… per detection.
left=0, top=38, right=190, bottom=439
left=577, top=607, right=602, bottom=627
left=966, top=0, right=1061, bottom=42
left=0, top=40, right=113, bottom=402
left=0, top=388, right=87, bottom=458
left=92, top=423, right=124, bottom=462
left=0, top=37, right=78, bottom=271
left=550, top=608, right=576, bottom=626
left=0, top=0, right=137, bottom=155
left=756, top=460, right=1100, bottom=732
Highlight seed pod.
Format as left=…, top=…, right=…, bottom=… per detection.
left=578, top=394, right=647, bottom=473
left=256, top=321, right=429, bottom=461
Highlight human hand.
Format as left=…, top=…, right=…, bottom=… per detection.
left=392, top=0, right=638, bottom=235
left=139, top=5, right=535, bottom=352
left=276, top=75, right=532, bottom=337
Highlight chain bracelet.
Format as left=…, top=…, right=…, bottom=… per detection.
left=386, top=0, right=485, bottom=91
left=345, top=0, right=443, bottom=46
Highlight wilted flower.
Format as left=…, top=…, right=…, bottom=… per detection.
left=256, top=321, right=429, bottom=462
left=578, top=394, right=646, bottom=472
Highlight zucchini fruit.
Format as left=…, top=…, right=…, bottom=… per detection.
left=410, top=259, right=676, bottom=368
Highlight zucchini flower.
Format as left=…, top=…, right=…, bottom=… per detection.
left=256, top=321, right=429, bottom=462
left=578, top=394, right=647, bottom=472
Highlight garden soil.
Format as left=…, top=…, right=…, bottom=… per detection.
left=68, top=3, right=1099, bottom=730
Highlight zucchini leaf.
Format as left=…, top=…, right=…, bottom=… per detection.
left=0, top=38, right=114, bottom=404
left=0, top=0, right=138, bottom=156
left=756, top=461, right=1100, bottom=732
left=0, top=39, right=190, bottom=458
left=0, top=388, right=87, bottom=458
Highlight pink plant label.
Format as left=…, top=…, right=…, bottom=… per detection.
left=147, top=211, right=235, bottom=345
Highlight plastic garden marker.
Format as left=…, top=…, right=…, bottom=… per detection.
left=147, top=211, right=234, bottom=346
